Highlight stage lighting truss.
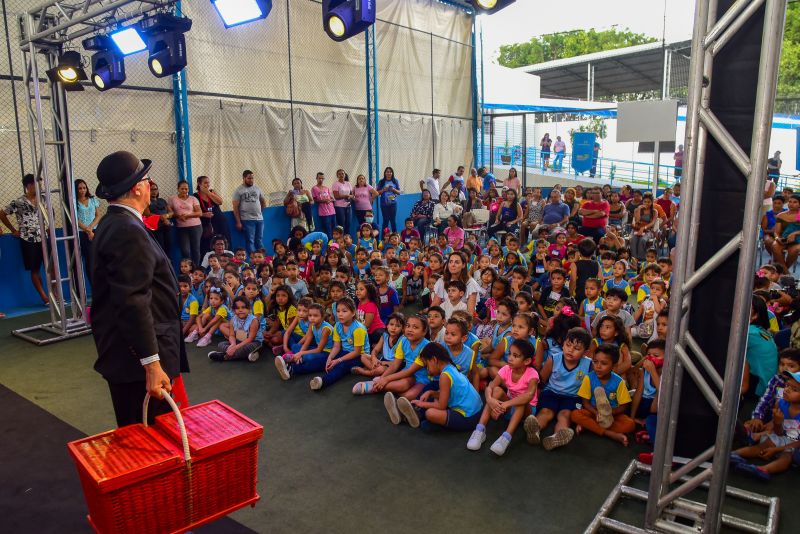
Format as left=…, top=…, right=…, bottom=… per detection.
left=322, top=0, right=376, bottom=42
left=45, top=50, right=87, bottom=90
left=472, top=0, right=516, bottom=13
left=210, top=0, right=272, bottom=28
left=139, top=13, right=193, bottom=78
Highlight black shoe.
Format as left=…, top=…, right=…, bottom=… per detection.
left=208, top=351, right=225, bottom=362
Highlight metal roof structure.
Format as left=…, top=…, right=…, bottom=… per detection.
left=516, top=39, right=693, bottom=100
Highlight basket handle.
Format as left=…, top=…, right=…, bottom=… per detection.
left=143, top=388, right=191, bottom=463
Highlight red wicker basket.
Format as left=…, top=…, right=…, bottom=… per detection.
left=67, top=391, right=262, bottom=533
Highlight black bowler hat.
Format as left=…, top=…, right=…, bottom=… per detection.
left=95, top=151, right=152, bottom=200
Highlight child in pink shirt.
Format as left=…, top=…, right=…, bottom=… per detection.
left=443, top=215, right=465, bottom=249
left=467, top=337, right=539, bottom=456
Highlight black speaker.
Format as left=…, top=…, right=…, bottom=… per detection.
left=673, top=0, right=766, bottom=457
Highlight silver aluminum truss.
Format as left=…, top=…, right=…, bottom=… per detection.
left=13, top=0, right=175, bottom=345
left=587, top=0, right=787, bottom=533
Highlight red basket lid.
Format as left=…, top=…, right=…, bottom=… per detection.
left=67, top=424, right=183, bottom=492
left=155, top=400, right=263, bottom=457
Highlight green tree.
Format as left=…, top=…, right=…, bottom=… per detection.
left=497, top=28, right=656, bottom=68
left=777, top=3, right=800, bottom=104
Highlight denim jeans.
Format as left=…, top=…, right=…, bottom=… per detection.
left=321, top=357, right=360, bottom=387
left=241, top=219, right=264, bottom=253
left=177, top=224, right=203, bottom=265
left=381, top=203, right=398, bottom=234
left=553, top=153, right=565, bottom=170
left=578, top=225, right=605, bottom=244
left=334, top=206, right=352, bottom=235
left=289, top=351, right=329, bottom=375
left=318, top=214, right=335, bottom=237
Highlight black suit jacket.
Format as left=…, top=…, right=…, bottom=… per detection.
left=91, top=205, right=183, bottom=384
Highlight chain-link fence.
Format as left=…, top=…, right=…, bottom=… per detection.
left=0, top=0, right=475, bottom=212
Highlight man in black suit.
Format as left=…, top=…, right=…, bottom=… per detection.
left=91, top=151, right=187, bottom=426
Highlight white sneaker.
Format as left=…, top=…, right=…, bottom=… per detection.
left=274, top=356, right=291, bottom=380
left=309, top=376, right=323, bottom=390
left=248, top=348, right=260, bottom=362
left=396, top=397, right=420, bottom=428
left=184, top=331, right=199, bottom=343
left=383, top=392, right=401, bottom=425
left=524, top=415, right=541, bottom=445
left=467, top=429, right=486, bottom=451
left=490, top=434, right=511, bottom=456
left=196, top=334, right=213, bottom=347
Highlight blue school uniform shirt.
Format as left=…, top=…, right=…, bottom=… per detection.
left=466, top=332, right=481, bottom=354
left=501, top=335, right=541, bottom=362
left=603, top=278, right=632, bottom=296
left=581, top=297, right=604, bottom=330
left=311, top=322, right=335, bottom=352
left=448, top=344, right=476, bottom=376
left=577, top=371, right=631, bottom=408
left=601, top=265, right=614, bottom=280
left=380, top=332, right=402, bottom=361
left=642, top=369, right=658, bottom=399
left=297, top=318, right=310, bottom=337
left=353, top=262, right=370, bottom=280
left=190, top=283, right=205, bottom=306
left=543, top=337, right=562, bottom=363
left=181, top=294, right=199, bottom=321
left=230, top=313, right=264, bottom=343
left=395, top=336, right=431, bottom=385
left=544, top=352, right=592, bottom=396
left=333, top=320, right=370, bottom=354
left=441, top=363, right=482, bottom=417
left=378, top=286, right=400, bottom=324
left=359, top=237, right=377, bottom=252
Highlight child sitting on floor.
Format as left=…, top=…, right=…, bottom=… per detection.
left=524, top=327, right=592, bottom=451
left=185, top=285, right=229, bottom=347
left=274, top=303, right=334, bottom=381
left=570, top=343, right=635, bottom=446
left=468, top=338, right=539, bottom=456
left=208, top=296, right=263, bottom=362
left=309, top=297, right=370, bottom=391
left=352, top=312, right=406, bottom=384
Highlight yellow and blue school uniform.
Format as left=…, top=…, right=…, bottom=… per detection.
left=230, top=313, right=264, bottom=343
left=767, top=309, right=780, bottom=333
left=637, top=283, right=651, bottom=304
left=542, top=337, right=562, bottom=363
left=543, top=352, right=592, bottom=397
left=600, top=265, right=614, bottom=281
left=581, top=296, right=604, bottom=331
left=276, top=305, right=299, bottom=334
left=359, top=236, right=377, bottom=253
left=396, top=336, right=431, bottom=385
left=577, top=371, right=631, bottom=408
left=190, top=283, right=205, bottom=306
left=478, top=323, right=511, bottom=367
left=181, top=294, right=199, bottom=322
left=440, top=363, right=482, bottom=417
left=311, top=322, right=335, bottom=352
left=333, top=320, right=370, bottom=354
left=466, top=332, right=481, bottom=355
left=202, top=304, right=229, bottom=336
left=447, top=344, right=476, bottom=376
left=380, top=333, right=402, bottom=362
left=603, top=278, right=631, bottom=296
left=353, top=261, right=370, bottom=280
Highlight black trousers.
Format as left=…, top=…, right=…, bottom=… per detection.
left=108, top=381, right=172, bottom=427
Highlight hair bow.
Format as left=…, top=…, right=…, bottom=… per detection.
left=561, top=306, right=574, bottom=317
left=209, top=287, right=222, bottom=294
left=756, top=269, right=768, bottom=278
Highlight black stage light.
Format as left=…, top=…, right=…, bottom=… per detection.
left=140, top=14, right=193, bottom=78
left=45, top=51, right=87, bottom=89
left=472, top=0, right=516, bottom=13
left=83, top=35, right=126, bottom=91
left=322, top=0, right=376, bottom=42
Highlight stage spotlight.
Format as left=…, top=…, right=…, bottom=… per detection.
left=210, top=0, right=272, bottom=28
left=45, top=51, right=87, bottom=89
left=109, top=27, right=148, bottom=55
left=90, top=50, right=126, bottom=91
left=472, top=0, right=516, bottom=13
left=140, top=14, right=193, bottom=78
left=322, top=0, right=375, bottom=42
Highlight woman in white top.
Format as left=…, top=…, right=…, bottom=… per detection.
left=431, top=251, right=481, bottom=316
left=433, top=190, right=463, bottom=233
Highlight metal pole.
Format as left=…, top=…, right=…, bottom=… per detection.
left=471, top=14, right=478, bottom=168
left=653, top=141, right=661, bottom=197
left=522, top=114, right=527, bottom=188
left=480, top=22, right=485, bottom=167
left=704, top=0, right=786, bottom=530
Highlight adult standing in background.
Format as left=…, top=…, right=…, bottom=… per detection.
left=169, top=180, right=203, bottom=265
left=673, top=144, right=684, bottom=179
left=377, top=166, right=402, bottom=234
left=590, top=142, right=601, bottom=177
left=502, top=167, right=521, bottom=196
left=553, top=135, right=566, bottom=171
left=420, top=168, right=442, bottom=199
left=332, top=169, right=354, bottom=235
left=285, top=177, right=314, bottom=230
left=478, top=167, right=496, bottom=193
left=578, top=187, right=610, bottom=243
left=353, top=174, right=378, bottom=226
left=194, top=175, right=229, bottom=256
left=233, top=169, right=267, bottom=254
left=146, top=181, right=172, bottom=256
left=767, top=151, right=782, bottom=179
left=445, top=166, right=466, bottom=192
left=540, top=133, right=552, bottom=170
left=0, top=174, right=51, bottom=304
left=312, top=172, right=336, bottom=237
left=75, top=178, right=103, bottom=279
left=91, top=152, right=184, bottom=426
left=466, top=167, right=482, bottom=197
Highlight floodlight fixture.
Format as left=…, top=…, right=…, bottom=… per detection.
left=109, top=27, right=148, bottom=55
left=472, top=0, right=516, bottom=13
left=45, top=51, right=87, bottom=89
left=210, top=0, right=273, bottom=28
left=322, top=0, right=376, bottom=42
left=140, top=14, right=193, bottom=78
left=90, top=50, right=126, bottom=91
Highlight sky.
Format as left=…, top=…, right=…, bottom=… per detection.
left=478, top=0, right=697, bottom=63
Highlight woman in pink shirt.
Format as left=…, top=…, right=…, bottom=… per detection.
left=443, top=215, right=465, bottom=249
left=353, top=174, right=378, bottom=226
left=312, top=172, right=336, bottom=236
left=503, top=167, right=521, bottom=196
left=331, top=169, right=354, bottom=234
left=169, top=180, right=203, bottom=265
